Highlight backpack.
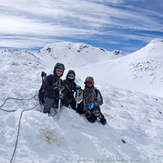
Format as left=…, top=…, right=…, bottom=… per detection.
left=38, top=72, right=47, bottom=104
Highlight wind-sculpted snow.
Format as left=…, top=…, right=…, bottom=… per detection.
left=129, top=59, right=162, bottom=79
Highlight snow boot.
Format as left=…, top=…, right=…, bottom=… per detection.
left=100, top=117, right=107, bottom=125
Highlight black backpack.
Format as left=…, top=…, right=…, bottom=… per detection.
left=38, top=72, right=47, bottom=104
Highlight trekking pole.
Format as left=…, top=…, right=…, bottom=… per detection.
left=75, top=85, right=81, bottom=109
left=76, top=91, right=79, bottom=109
left=57, top=89, right=62, bottom=118
left=57, top=80, right=63, bottom=119
left=39, top=71, right=46, bottom=107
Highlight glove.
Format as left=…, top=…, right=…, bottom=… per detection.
left=41, top=71, right=46, bottom=77
left=76, top=85, right=81, bottom=94
left=52, top=86, right=58, bottom=90
left=52, top=84, right=64, bottom=91
left=88, top=103, right=98, bottom=110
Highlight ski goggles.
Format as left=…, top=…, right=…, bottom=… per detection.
left=67, top=74, right=75, bottom=79
left=85, top=80, right=93, bottom=85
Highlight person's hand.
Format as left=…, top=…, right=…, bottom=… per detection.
left=52, top=86, right=59, bottom=91
left=88, top=103, right=98, bottom=110
left=76, top=85, right=81, bottom=94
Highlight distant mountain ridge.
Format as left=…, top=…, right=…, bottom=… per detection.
left=36, top=42, right=125, bottom=69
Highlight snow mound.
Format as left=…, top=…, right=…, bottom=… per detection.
left=0, top=87, right=163, bottom=163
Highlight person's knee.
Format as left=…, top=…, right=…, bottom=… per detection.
left=43, top=97, right=55, bottom=113
left=43, top=109, right=49, bottom=113
left=43, top=103, right=51, bottom=113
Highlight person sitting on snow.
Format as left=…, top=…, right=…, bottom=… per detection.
left=39, top=63, right=65, bottom=114
left=62, top=70, right=83, bottom=111
left=79, top=76, right=107, bottom=125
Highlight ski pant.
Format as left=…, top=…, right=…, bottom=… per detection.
left=62, top=97, right=76, bottom=110
left=62, top=97, right=84, bottom=114
left=43, top=97, right=58, bottom=113
left=85, top=106, right=106, bottom=124
left=76, top=101, right=85, bottom=114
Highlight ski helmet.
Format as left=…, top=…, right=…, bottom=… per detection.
left=53, top=63, right=65, bottom=75
left=66, top=70, right=75, bottom=80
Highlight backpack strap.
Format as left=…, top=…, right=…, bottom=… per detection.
left=94, top=88, right=98, bottom=97
left=94, top=87, right=103, bottom=105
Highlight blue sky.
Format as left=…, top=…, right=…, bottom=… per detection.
left=0, top=0, right=163, bottom=53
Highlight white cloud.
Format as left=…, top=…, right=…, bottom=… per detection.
left=0, top=14, right=101, bottom=36
left=82, top=0, right=124, bottom=4
left=0, top=0, right=162, bottom=50
left=0, top=39, right=42, bottom=48
left=0, top=36, right=61, bottom=48
left=0, top=0, right=162, bottom=32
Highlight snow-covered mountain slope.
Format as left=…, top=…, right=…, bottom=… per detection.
left=0, top=41, right=163, bottom=163
left=0, top=49, right=44, bottom=99
left=76, top=39, right=163, bottom=97
left=36, top=42, right=125, bottom=69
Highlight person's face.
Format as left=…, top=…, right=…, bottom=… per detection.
left=85, top=80, right=93, bottom=87
left=67, top=74, right=75, bottom=80
left=56, top=68, right=63, bottom=77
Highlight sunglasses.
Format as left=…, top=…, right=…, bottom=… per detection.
left=68, top=74, right=75, bottom=79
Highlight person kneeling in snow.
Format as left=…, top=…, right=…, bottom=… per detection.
left=39, top=63, right=65, bottom=114
left=80, top=76, right=107, bottom=125
left=62, top=70, right=83, bottom=111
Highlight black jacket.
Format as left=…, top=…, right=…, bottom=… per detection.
left=44, top=74, right=63, bottom=99
left=62, top=79, right=76, bottom=104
